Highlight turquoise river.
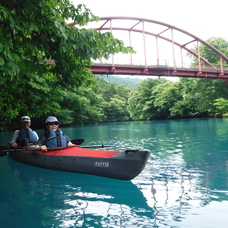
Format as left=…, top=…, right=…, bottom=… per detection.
left=1, top=118, right=228, bottom=228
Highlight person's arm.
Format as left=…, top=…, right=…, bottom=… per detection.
left=9, top=130, right=19, bottom=148
left=10, top=130, right=19, bottom=143
left=28, top=131, right=39, bottom=147
left=34, top=135, right=48, bottom=151
left=33, top=131, right=39, bottom=141
left=65, top=135, right=76, bottom=147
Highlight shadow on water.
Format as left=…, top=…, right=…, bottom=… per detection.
left=0, top=157, right=153, bottom=228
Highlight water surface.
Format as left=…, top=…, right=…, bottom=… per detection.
left=1, top=118, right=228, bottom=227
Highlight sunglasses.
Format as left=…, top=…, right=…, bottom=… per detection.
left=47, top=122, right=59, bottom=126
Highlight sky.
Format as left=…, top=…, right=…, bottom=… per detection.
left=74, top=0, right=227, bottom=41
left=72, top=0, right=228, bottom=81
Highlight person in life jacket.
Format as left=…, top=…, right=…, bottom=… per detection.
left=35, top=116, right=75, bottom=151
left=9, top=116, right=39, bottom=148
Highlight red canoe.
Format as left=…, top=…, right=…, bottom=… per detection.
left=9, top=146, right=150, bottom=180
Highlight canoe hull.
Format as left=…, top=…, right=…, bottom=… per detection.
left=9, top=148, right=150, bottom=180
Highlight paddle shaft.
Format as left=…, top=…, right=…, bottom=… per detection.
left=0, top=143, right=113, bottom=157
left=0, top=138, right=84, bottom=157
left=81, top=145, right=113, bottom=148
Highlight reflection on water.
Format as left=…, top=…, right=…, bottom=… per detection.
left=1, top=158, right=153, bottom=228
left=138, top=153, right=228, bottom=227
left=1, top=118, right=228, bottom=227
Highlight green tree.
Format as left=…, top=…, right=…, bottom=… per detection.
left=187, top=37, right=228, bottom=116
left=188, top=37, right=228, bottom=68
left=50, top=77, right=131, bottom=125
left=0, top=0, right=133, bottom=127
left=57, top=86, right=106, bottom=125
left=127, top=78, right=169, bottom=120
left=169, top=78, right=228, bottom=118
left=153, top=81, right=182, bottom=118
left=94, top=78, right=131, bottom=122
left=169, top=78, right=203, bottom=117
left=213, top=98, right=228, bottom=116
left=103, top=95, right=130, bottom=122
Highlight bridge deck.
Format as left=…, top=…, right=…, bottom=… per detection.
left=89, top=64, right=228, bottom=79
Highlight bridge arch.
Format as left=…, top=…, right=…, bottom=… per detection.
left=69, top=16, right=228, bottom=79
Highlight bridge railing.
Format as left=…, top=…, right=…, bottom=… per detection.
left=92, top=58, right=228, bottom=73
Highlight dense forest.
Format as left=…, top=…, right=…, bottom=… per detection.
left=1, top=1, right=228, bottom=131
left=96, top=75, right=141, bottom=88
left=5, top=74, right=228, bottom=130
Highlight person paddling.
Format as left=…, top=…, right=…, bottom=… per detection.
left=35, top=116, right=75, bottom=151
left=9, top=116, right=38, bottom=148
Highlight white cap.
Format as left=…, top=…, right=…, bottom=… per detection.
left=20, top=116, right=31, bottom=123
left=45, top=116, right=59, bottom=124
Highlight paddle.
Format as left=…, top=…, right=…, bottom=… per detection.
left=0, top=146, right=41, bottom=155
left=0, top=138, right=84, bottom=157
left=81, top=145, right=113, bottom=148
left=0, top=143, right=113, bottom=157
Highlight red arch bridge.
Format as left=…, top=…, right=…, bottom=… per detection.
left=68, top=16, right=228, bottom=80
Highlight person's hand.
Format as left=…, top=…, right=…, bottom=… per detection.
left=34, top=145, right=48, bottom=151
left=11, top=143, right=17, bottom=148
left=40, top=145, right=47, bottom=151
left=67, top=142, right=76, bottom=147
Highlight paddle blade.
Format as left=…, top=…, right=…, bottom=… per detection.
left=71, top=139, right=84, bottom=145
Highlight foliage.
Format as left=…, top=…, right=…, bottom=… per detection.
left=39, top=77, right=132, bottom=127
left=153, top=82, right=182, bottom=118
left=0, top=0, right=134, bottom=126
left=89, top=78, right=131, bottom=122
left=213, top=98, right=228, bottom=116
left=183, top=37, right=228, bottom=117
left=127, top=76, right=228, bottom=121
left=188, top=37, right=228, bottom=68
left=54, top=36, right=228, bottom=123
left=2, top=5, right=228, bottom=132
left=127, top=78, right=169, bottom=120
